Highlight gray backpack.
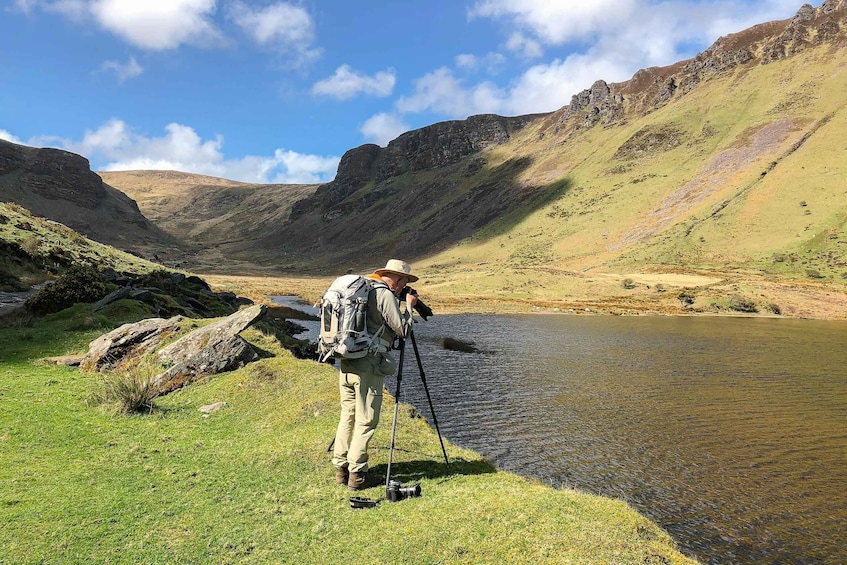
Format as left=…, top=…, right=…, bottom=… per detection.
left=317, top=274, right=389, bottom=362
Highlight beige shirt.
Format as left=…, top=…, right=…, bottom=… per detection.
left=366, top=275, right=413, bottom=346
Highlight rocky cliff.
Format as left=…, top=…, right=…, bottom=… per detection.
left=0, top=139, right=180, bottom=258
left=549, top=1, right=847, bottom=132
left=292, top=113, right=541, bottom=219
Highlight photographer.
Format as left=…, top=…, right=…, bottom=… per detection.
left=331, top=259, right=419, bottom=490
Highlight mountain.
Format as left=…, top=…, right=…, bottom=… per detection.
left=236, top=0, right=845, bottom=279
left=97, top=170, right=319, bottom=270
left=3, top=1, right=847, bottom=317
left=0, top=139, right=180, bottom=261
left=103, top=0, right=844, bottom=282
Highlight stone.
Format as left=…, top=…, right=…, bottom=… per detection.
left=80, top=316, right=185, bottom=372
left=44, top=354, right=84, bottom=366
left=91, top=286, right=132, bottom=312
left=438, top=337, right=479, bottom=353
left=149, top=304, right=267, bottom=394
left=157, top=304, right=266, bottom=366
left=151, top=334, right=259, bottom=395
left=199, top=402, right=226, bottom=414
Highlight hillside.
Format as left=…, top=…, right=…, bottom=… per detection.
left=254, top=1, right=847, bottom=276
left=0, top=140, right=180, bottom=261
left=3, top=1, right=847, bottom=319
left=97, top=171, right=319, bottom=268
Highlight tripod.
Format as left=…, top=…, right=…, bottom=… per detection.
left=385, top=330, right=449, bottom=489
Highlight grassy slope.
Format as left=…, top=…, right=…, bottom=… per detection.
left=0, top=202, right=163, bottom=288
left=0, top=306, right=694, bottom=564
left=409, top=45, right=847, bottom=318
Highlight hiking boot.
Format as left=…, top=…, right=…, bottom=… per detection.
left=335, top=467, right=349, bottom=485
left=348, top=471, right=384, bottom=491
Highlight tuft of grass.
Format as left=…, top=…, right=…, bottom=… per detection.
left=728, top=295, right=759, bottom=313
left=87, top=363, right=159, bottom=414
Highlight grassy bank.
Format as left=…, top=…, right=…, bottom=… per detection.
left=202, top=266, right=847, bottom=321
left=0, top=305, right=695, bottom=564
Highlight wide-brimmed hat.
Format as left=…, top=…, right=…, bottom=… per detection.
left=374, top=259, right=419, bottom=283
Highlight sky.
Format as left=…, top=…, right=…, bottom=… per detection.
left=0, top=0, right=806, bottom=185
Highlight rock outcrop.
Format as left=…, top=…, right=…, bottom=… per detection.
left=291, top=113, right=539, bottom=219
left=551, top=1, right=847, bottom=132
left=81, top=315, right=186, bottom=373
left=82, top=304, right=268, bottom=395
left=0, top=139, right=180, bottom=259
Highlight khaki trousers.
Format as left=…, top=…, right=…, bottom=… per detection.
left=331, top=356, right=385, bottom=474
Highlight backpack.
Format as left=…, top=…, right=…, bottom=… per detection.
left=316, top=274, right=389, bottom=362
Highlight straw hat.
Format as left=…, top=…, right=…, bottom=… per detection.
left=374, top=259, right=419, bottom=282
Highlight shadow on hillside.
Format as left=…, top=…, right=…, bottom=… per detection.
left=393, top=157, right=575, bottom=259
left=251, top=155, right=575, bottom=271
left=370, top=455, right=496, bottom=484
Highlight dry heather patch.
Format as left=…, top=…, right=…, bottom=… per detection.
left=612, top=118, right=803, bottom=249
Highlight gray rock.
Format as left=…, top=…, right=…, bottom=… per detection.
left=157, top=304, right=266, bottom=366
left=152, top=334, right=259, bottom=395
left=91, top=286, right=132, bottom=312
left=199, top=402, right=226, bottom=414
left=81, top=316, right=186, bottom=372
left=146, top=304, right=267, bottom=394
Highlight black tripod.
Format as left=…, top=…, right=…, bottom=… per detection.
left=385, top=330, right=449, bottom=489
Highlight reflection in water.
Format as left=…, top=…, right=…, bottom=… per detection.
left=396, top=315, right=847, bottom=565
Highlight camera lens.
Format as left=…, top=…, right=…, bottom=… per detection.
left=399, top=483, right=422, bottom=498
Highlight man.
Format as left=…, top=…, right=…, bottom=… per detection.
left=331, top=259, right=419, bottom=490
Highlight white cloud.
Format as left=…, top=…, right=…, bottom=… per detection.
left=469, top=0, right=637, bottom=44
left=312, top=65, right=396, bottom=100
left=10, top=120, right=338, bottom=184
left=469, top=0, right=640, bottom=44
left=359, top=113, right=410, bottom=146
left=14, top=0, right=223, bottom=49
left=505, top=32, right=543, bottom=58
left=0, top=130, right=24, bottom=143
left=267, top=149, right=340, bottom=184
left=100, top=56, right=143, bottom=82
left=229, top=1, right=320, bottom=64
left=454, top=52, right=507, bottom=72
left=90, top=0, right=223, bottom=50
left=395, top=67, right=506, bottom=117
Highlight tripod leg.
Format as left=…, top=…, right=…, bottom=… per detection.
left=410, top=332, right=449, bottom=467
left=385, top=338, right=405, bottom=489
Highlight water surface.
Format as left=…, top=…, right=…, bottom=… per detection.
left=275, top=296, right=847, bottom=564
left=403, top=315, right=847, bottom=564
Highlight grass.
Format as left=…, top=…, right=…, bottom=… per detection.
left=0, top=304, right=696, bottom=564
left=0, top=201, right=161, bottom=290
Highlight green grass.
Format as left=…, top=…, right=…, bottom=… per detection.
left=0, top=202, right=161, bottom=289
left=0, top=307, right=695, bottom=564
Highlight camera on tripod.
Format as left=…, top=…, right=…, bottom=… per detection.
left=386, top=479, right=422, bottom=502
left=399, top=286, right=434, bottom=320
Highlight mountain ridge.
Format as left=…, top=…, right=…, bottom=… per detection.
left=3, top=1, right=847, bottom=318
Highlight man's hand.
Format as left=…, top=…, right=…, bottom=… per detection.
left=405, top=290, right=418, bottom=310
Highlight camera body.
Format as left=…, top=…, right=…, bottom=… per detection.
left=399, top=286, right=434, bottom=320
left=386, top=479, right=422, bottom=502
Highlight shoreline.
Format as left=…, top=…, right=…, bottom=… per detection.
left=200, top=270, right=847, bottom=322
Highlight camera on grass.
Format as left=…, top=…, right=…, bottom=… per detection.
left=386, top=479, right=422, bottom=502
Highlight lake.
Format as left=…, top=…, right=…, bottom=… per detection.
left=273, top=296, right=847, bottom=564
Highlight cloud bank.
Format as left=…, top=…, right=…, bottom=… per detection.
left=6, top=120, right=339, bottom=185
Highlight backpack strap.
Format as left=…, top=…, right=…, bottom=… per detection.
left=366, top=279, right=391, bottom=353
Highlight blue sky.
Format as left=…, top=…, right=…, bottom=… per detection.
left=1, top=0, right=804, bottom=184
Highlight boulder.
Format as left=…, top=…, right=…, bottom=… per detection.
left=157, top=304, right=266, bottom=366
left=91, top=286, right=132, bottom=312
left=151, top=333, right=259, bottom=395
left=81, top=316, right=186, bottom=372
left=150, top=304, right=267, bottom=394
